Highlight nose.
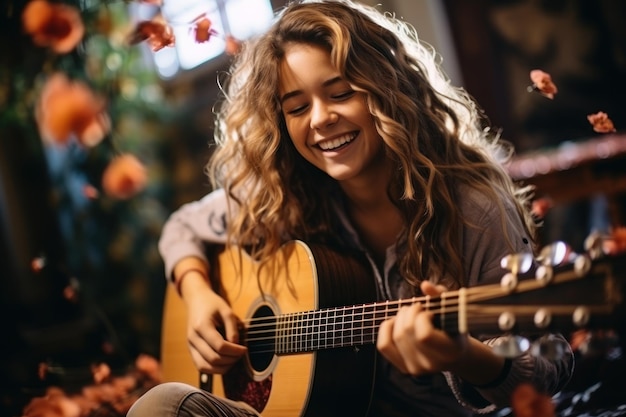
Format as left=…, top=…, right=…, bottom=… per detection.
left=310, top=99, right=338, bottom=130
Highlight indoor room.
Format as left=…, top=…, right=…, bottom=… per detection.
left=1, top=0, right=625, bottom=416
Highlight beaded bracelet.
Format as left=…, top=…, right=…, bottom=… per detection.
left=175, top=268, right=207, bottom=297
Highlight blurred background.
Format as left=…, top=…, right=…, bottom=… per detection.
left=1, top=0, right=625, bottom=415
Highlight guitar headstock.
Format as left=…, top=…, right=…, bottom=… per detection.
left=473, top=233, right=626, bottom=358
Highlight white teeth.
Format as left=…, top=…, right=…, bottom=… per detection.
left=318, top=133, right=356, bottom=150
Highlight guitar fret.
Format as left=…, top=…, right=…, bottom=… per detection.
left=329, top=308, right=337, bottom=348
left=337, top=309, right=349, bottom=346
left=300, top=311, right=306, bottom=352
left=337, top=307, right=344, bottom=348
left=350, top=307, right=356, bottom=345
left=296, top=312, right=301, bottom=353
left=276, top=315, right=282, bottom=354
left=363, top=304, right=375, bottom=344
left=312, top=311, right=320, bottom=350
left=334, top=308, right=340, bottom=348
left=297, top=312, right=303, bottom=352
left=292, top=312, right=298, bottom=353
left=288, top=312, right=295, bottom=353
left=303, top=311, right=309, bottom=351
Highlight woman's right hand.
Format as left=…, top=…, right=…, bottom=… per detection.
left=179, top=271, right=248, bottom=374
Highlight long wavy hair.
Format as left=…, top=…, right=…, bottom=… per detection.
left=208, top=0, right=536, bottom=291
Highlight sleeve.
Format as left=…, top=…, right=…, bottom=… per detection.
left=444, top=192, right=574, bottom=412
left=158, top=188, right=233, bottom=281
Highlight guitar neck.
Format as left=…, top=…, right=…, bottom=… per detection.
left=250, top=291, right=472, bottom=355
left=249, top=251, right=626, bottom=355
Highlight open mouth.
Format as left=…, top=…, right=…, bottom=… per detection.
left=317, top=132, right=357, bottom=151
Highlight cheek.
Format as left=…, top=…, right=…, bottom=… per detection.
left=285, top=118, right=308, bottom=148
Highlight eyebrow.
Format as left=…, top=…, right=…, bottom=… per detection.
left=279, top=76, right=344, bottom=104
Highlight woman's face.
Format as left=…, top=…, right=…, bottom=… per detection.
left=278, top=43, right=388, bottom=184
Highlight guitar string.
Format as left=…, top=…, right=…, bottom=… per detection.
left=241, top=303, right=599, bottom=354
left=240, top=310, right=576, bottom=354
left=238, top=303, right=593, bottom=356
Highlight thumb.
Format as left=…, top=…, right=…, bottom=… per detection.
left=420, top=280, right=447, bottom=297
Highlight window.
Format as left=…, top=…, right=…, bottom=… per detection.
left=134, top=0, right=274, bottom=79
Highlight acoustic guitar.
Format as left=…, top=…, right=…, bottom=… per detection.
left=160, top=240, right=626, bottom=417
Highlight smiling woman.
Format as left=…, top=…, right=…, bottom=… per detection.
left=127, top=1, right=574, bottom=416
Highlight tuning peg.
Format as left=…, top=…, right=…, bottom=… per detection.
left=500, top=252, right=534, bottom=275
left=537, top=241, right=576, bottom=266
left=499, top=252, right=533, bottom=292
left=584, top=231, right=605, bottom=259
left=530, top=334, right=568, bottom=361
left=491, top=335, right=531, bottom=358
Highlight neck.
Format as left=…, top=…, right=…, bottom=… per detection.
left=339, top=160, right=395, bottom=211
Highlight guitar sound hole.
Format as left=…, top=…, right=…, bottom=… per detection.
left=247, top=304, right=276, bottom=373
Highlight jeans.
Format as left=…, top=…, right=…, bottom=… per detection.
left=127, top=382, right=261, bottom=417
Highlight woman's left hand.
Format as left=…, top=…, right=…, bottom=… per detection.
left=376, top=281, right=468, bottom=375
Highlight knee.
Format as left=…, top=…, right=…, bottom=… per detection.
left=127, top=382, right=198, bottom=417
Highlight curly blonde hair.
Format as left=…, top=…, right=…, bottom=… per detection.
left=208, top=0, right=536, bottom=290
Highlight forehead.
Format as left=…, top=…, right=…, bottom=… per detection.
left=278, top=43, right=340, bottom=95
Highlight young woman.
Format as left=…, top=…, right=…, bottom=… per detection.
left=128, top=0, right=573, bottom=415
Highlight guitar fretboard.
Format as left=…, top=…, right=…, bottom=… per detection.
left=245, top=296, right=461, bottom=355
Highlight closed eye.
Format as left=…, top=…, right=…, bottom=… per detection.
left=285, top=103, right=308, bottom=115
left=332, top=90, right=355, bottom=100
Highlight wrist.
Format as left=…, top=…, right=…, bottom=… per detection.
left=452, top=337, right=507, bottom=386
left=175, top=268, right=208, bottom=298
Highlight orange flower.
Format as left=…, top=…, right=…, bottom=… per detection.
left=101, top=154, right=148, bottom=200
left=22, top=387, right=81, bottom=417
left=511, top=383, right=555, bottom=417
left=128, top=19, right=175, bottom=52
left=22, top=0, right=84, bottom=54
left=529, top=69, right=558, bottom=99
left=225, top=34, right=242, bottom=56
left=36, top=73, right=111, bottom=147
left=587, top=111, right=616, bottom=133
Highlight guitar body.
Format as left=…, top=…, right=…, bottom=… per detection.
left=161, top=241, right=379, bottom=417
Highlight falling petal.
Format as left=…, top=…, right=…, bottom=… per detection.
left=31, top=255, right=46, bottom=272
left=529, top=69, right=558, bottom=99
left=194, top=17, right=213, bottom=43
left=587, top=111, right=616, bottom=133
left=128, top=19, right=175, bottom=51
left=531, top=197, right=553, bottom=219
left=83, top=184, right=100, bottom=199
